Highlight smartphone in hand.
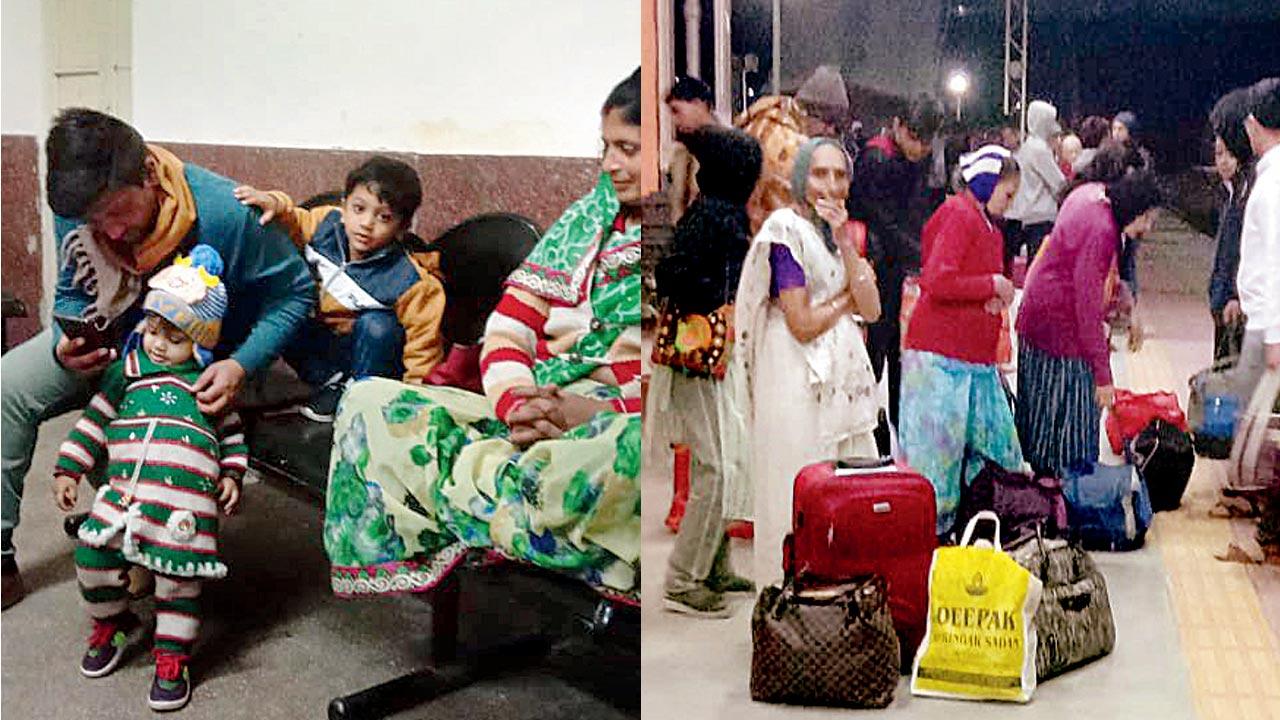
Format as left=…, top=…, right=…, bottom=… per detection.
left=53, top=313, right=118, bottom=352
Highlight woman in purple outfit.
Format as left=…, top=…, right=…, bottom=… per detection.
left=1015, top=170, right=1162, bottom=476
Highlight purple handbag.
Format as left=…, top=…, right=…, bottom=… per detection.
left=957, top=459, right=1069, bottom=543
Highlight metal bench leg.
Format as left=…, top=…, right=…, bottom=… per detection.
left=326, top=635, right=552, bottom=720
left=431, top=571, right=460, bottom=663
left=326, top=573, right=553, bottom=720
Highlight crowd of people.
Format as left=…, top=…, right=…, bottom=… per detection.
left=653, top=71, right=1280, bottom=617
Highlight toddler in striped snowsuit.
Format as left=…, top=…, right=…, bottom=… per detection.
left=52, top=245, right=245, bottom=712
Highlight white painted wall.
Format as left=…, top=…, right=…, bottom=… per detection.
left=1, top=0, right=46, bottom=135
left=132, top=0, right=639, bottom=157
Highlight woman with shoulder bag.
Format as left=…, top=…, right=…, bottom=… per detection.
left=655, top=126, right=762, bottom=617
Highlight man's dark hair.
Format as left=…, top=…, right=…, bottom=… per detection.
left=899, top=96, right=944, bottom=140
left=344, top=156, right=422, bottom=223
left=1247, top=77, right=1280, bottom=130
left=45, top=108, right=148, bottom=219
left=1078, top=116, right=1111, bottom=149
left=603, top=67, right=642, bottom=126
left=666, top=76, right=714, bottom=106
left=1108, top=169, right=1163, bottom=230
left=1210, top=87, right=1255, bottom=164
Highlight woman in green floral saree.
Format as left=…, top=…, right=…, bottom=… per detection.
left=324, top=70, right=643, bottom=598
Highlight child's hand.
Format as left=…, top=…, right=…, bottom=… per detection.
left=218, top=478, right=241, bottom=515
left=233, top=185, right=281, bottom=226
left=53, top=474, right=79, bottom=511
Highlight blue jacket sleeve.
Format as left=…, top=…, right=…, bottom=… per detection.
left=225, top=214, right=316, bottom=374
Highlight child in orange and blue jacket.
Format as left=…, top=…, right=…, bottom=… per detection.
left=235, top=156, right=445, bottom=421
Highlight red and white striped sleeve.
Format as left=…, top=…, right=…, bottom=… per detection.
left=216, top=411, right=249, bottom=485
left=480, top=287, right=550, bottom=423
left=54, top=391, right=117, bottom=481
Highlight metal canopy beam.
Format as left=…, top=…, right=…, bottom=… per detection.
left=1004, top=0, right=1028, bottom=135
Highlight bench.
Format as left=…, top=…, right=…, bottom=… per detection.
left=240, top=212, right=639, bottom=719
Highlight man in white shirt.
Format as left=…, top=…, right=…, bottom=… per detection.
left=1236, top=77, right=1280, bottom=394
left=1219, top=77, right=1280, bottom=567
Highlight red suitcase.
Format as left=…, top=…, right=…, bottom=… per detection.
left=784, top=457, right=936, bottom=668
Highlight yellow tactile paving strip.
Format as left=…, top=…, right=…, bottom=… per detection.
left=1126, top=340, right=1280, bottom=719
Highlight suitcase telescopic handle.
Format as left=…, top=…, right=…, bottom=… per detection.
left=834, top=456, right=894, bottom=475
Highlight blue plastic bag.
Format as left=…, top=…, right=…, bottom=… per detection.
left=1061, top=463, right=1152, bottom=551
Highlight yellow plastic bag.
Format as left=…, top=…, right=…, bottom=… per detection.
left=911, top=511, right=1043, bottom=703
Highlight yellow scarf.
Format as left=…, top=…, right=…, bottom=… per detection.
left=132, top=144, right=196, bottom=273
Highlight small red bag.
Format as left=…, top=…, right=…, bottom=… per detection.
left=1105, top=390, right=1189, bottom=454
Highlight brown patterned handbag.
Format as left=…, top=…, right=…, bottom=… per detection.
left=750, top=575, right=899, bottom=708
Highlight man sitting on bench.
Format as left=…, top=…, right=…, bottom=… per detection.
left=1, top=108, right=314, bottom=610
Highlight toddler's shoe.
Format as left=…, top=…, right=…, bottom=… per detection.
left=80, top=611, right=141, bottom=678
left=148, top=651, right=192, bottom=712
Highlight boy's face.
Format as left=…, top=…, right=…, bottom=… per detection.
left=142, top=314, right=195, bottom=366
left=342, top=184, right=406, bottom=260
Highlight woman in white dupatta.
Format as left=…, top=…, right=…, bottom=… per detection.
left=733, top=137, right=882, bottom=585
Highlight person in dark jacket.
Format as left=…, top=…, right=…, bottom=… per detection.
left=846, top=96, right=945, bottom=430
left=1207, top=87, right=1255, bottom=361
left=656, top=126, right=762, bottom=617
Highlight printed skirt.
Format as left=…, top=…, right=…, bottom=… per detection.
left=1015, top=343, right=1100, bottom=477
left=899, top=350, right=1024, bottom=534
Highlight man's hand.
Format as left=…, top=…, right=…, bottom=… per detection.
left=56, top=335, right=115, bottom=374
left=53, top=474, right=79, bottom=511
left=218, top=478, right=241, bottom=515
left=232, top=185, right=283, bottom=226
left=1095, top=384, right=1116, bottom=409
left=1266, top=341, right=1280, bottom=371
left=1222, top=299, right=1243, bottom=326
left=194, top=359, right=246, bottom=415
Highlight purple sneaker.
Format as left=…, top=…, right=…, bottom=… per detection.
left=148, top=651, right=192, bottom=712
left=80, top=612, right=140, bottom=678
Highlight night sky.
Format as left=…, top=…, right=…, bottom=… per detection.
left=677, top=0, right=1280, bottom=171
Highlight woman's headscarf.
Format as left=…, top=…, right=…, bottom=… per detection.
left=789, top=137, right=850, bottom=251
left=789, top=136, right=849, bottom=202
left=958, top=144, right=1012, bottom=203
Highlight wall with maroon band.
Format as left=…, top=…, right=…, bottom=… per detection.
left=0, top=138, right=596, bottom=347
left=1, top=134, right=42, bottom=347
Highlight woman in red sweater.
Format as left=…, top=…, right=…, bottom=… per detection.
left=899, top=145, right=1022, bottom=535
